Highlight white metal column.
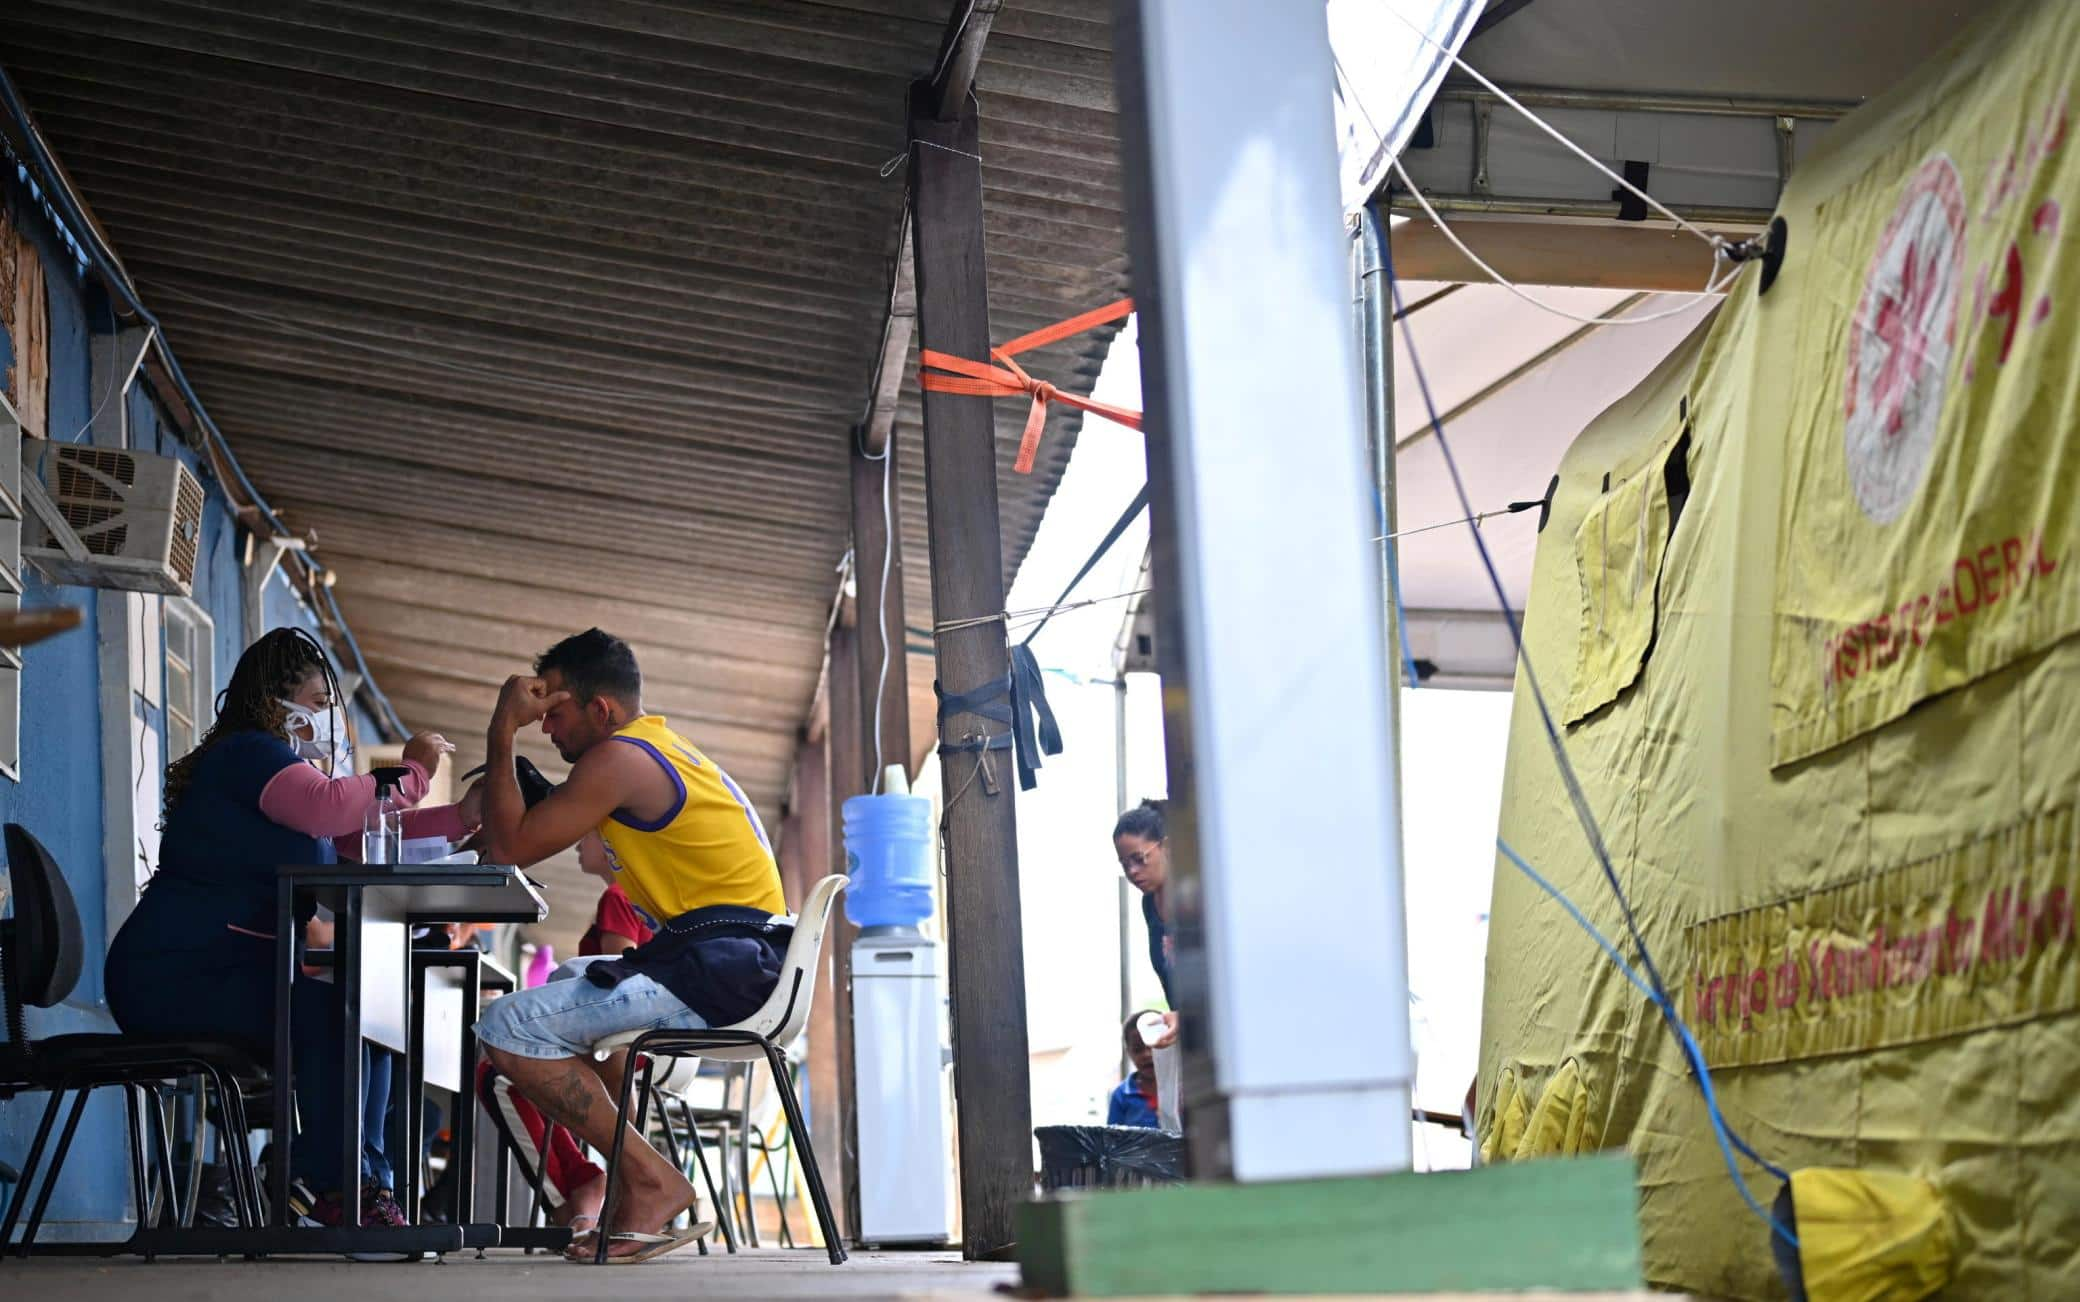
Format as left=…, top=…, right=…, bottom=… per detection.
left=1115, top=0, right=1414, bottom=1181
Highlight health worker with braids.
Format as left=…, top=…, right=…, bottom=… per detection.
left=104, top=627, right=478, bottom=1229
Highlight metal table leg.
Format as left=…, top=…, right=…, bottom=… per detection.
left=272, top=878, right=296, bottom=1230
left=339, top=885, right=365, bottom=1225
left=406, top=958, right=426, bottom=1224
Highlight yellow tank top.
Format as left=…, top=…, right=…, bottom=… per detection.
left=596, top=716, right=786, bottom=929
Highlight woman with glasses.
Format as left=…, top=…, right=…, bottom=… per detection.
left=1114, top=800, right=1179, bottom=1048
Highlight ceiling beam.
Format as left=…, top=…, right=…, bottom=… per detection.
left=1390, top=217, right=1742, bottom=292
left=928, top=0, right=1000, bottom=121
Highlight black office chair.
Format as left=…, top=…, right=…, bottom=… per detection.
left=0, top=823, right=268, bottom=1255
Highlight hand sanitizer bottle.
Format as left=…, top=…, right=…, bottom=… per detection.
left=363, top=766, right=410, bottom=865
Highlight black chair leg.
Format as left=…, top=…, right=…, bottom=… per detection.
left=736, top=1066, right=759, bottom=1249
left=679, top=1099, right=735, bottom=1254
left=650, top=1085, right=707, bottom=1256
left=654, top=1087, right=683, bottom=1170
left=591, top=1037, right=650, bottom=1266
left=706, top=1111, right=743, bottom=1248
left=203, top=1069, right=259, bottom=1230
left=123, top=1086, right=156, bottom=1261
left=213, top=1072, right=263, bottom=1231
left=768, top=1122, right=796, bottom=1249
left=481, top=1073, right=567, bottom=1254
left=0, top=1087, right=66, bottom=1252
left=181, top=1078, right=206, bottom=1229
left=145, top=1084, right=179, bottom=1232
left=762, top=1043, right=846, bottom=1265
left=523, top=1155, right=545, bottom=1245
left=750, top=1123, right=795, bottom=1249
left=17, top=1087, right=92, bottom=1256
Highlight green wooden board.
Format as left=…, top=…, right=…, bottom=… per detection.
left=1017, top=1155, right=1644, bottom=1296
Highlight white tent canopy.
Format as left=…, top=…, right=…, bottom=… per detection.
left=1374, top=0, right=1980, bottom=685
left=1390, top=282, right=1715, bottom=684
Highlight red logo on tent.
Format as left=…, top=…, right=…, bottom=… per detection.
left=1843, top=155, right=1966, bottom=525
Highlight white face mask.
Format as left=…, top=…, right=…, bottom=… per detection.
left=280, top=698, right=346, bottom=767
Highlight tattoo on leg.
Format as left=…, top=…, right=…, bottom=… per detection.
left=532, top=1065, right=597, bottom=1130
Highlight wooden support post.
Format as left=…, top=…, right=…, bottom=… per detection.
left=907, top=81, right=1032, bottom=1261
left=777, top=754, right=809, bottom=908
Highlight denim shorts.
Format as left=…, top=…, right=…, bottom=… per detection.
left=475, top=956, right=708, bottom=1060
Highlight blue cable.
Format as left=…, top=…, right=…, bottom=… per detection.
left=1379, top=225, right=1672, bottom=1008
left=1496, top=839, right=1652, bottom=999
left=1498, top=840, right=1797, bottom=1250
left=1495, top=833, right=1791, bottom=1185
left=1374, top=216, right=1795, bottom=1248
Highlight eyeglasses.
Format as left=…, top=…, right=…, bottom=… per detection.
left=1118, top=841, right=1165, bottom=871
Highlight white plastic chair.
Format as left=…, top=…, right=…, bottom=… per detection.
left=586, top=874, right=849, bottom=1265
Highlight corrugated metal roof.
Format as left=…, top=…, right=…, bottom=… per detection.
left=0, top=0, right=1128, bottom=942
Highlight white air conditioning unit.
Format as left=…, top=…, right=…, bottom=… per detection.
left=21, top=442, right=205, bottom=596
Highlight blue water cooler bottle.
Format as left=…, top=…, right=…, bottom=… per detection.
left=844, top=770, right=952, bottom=1245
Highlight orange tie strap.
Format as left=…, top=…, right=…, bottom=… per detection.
left=918, top=297, right=1141, bottom=474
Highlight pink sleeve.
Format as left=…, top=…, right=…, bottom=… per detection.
left=402, top=804, right=469, bottom=841
left=260, top=759, right=432, bottom=839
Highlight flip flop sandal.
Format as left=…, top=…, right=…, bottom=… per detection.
left=581, top=1223, right=714, bottom=1265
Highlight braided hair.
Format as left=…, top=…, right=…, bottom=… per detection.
left=163, top=626, right=340, bottom=819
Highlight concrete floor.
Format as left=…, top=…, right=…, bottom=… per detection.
left=1, top=1247, right=1019, bottom=1301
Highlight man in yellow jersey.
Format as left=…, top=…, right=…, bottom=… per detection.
left=473, top=629, right=790, bottom=1264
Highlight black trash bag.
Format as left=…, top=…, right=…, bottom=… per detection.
left=1034, top=1124, right=1184, bottom=1191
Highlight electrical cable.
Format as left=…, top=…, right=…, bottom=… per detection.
left=1332, top=29, right=1740, bottom=329
left=66, top=293, right=119, bottom=443
left=1372, top=3, right=1732, bottom=253
left=0, top=68, right=409, bottom=740
left=859, top=428, right=895, bottom=795
left=935, top=587, right=1150, bottom=636
left=1380, top=495, right=1542, bottom=542
left=1499, top=840, right=1795, bottom=1247
left=1382, top=230, right=1796, bottom=1248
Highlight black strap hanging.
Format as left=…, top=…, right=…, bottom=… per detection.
left=934, top=482, right=1140, bottom=793
left=934, top=644, right=1063, bottom=792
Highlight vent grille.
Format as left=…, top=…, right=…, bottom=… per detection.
left=52, top=446, right=135, bottom=555
left=169, top=464, right=205, bottom=587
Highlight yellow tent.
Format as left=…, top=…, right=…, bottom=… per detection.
left=1480, top=2, right=2080, bottom=1295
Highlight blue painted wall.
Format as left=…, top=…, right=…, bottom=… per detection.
left=0, top=181, right=283, bottom=1236
left=0, top=178, right=125, bottom=1234
left=0, top=153, right=396, bottom=1242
